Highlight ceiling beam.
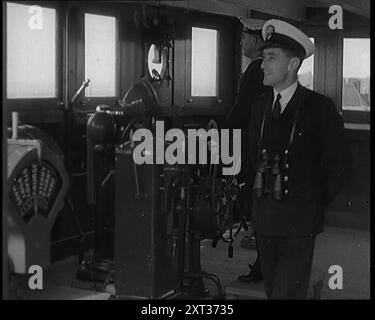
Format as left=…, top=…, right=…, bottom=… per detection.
left=78, top=0, right=370, bottom=20
left=216, top=0, right=305, bottom=21
left=159, top=0, right=248, bottom=17
left=159, top=0, right=305, bottom=20
left=305, top=0, right=370, bottom=18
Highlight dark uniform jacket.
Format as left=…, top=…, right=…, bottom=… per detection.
left=249, top=83, right=350, bottom=237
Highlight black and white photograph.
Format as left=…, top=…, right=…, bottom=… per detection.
left=2, top=0, right=370, bottom=305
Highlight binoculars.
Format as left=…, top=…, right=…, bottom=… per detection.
left=253, top=149, right=287, bottom=201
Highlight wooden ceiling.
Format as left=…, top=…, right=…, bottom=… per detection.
left=157, top=0, right=370, bottom=20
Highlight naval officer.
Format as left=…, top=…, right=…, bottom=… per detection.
left=248, top=19, right=350, bottom=299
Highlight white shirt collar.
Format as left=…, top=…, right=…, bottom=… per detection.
left=273, top=81, right=298, bottom=113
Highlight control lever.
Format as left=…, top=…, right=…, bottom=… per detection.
left=71, top=79, right=91, bottom=105
left=228, top=242, right=233, bottom=258
left=101, top=170, right=114, bottom=188
left=212, top=237, right=219, bottom=248
left=128, top=129, right=143, bottom=201
left=133, top=158, right=142, bottom=200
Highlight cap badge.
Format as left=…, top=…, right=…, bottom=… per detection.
left=265, top=25, right=275, bottom=41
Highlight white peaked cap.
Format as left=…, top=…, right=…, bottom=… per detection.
left=261, top=19, right=315, bottom=59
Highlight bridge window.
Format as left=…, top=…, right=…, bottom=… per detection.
left=191, top=27, right=218, bottom=97
left=342, top=38, right=370, bottom=112
left=298, top=38, right=315, bottom=90
left=85, top=13, right=117, bottom=97
left=6, top=2, right=56, bottom=99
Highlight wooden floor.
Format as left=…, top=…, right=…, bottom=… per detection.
left=7, top=226, right=370, bottom=300
left=201, top=226, right=370, bottom=299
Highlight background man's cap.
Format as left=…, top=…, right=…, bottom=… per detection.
left=261, top=19, right=315, bottom=59
left=239, top=17, right=265, bottom=34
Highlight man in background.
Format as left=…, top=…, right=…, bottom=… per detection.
left=224, top=18, right=270, bottom=283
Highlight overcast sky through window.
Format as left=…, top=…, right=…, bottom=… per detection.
left=343, top=39, right=370, bottom=78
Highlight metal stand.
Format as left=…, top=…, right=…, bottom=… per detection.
left=173, top=166, right=225, bottom=300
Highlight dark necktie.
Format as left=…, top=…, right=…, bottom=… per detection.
left=272, top=93, right=282, bottom=120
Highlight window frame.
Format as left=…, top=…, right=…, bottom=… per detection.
left=340, top=30, right=370, bottom=124
left=184, top=15, right=229, bottom=110
left=78, top=5, right=121, bottom=110
left=297, top=37, right=316, bottom=91
left=189, top=25, right=219, bottom=100
left=301, top=27, right=320, bottom=93
left=4, top=1, right=64, bottom=116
